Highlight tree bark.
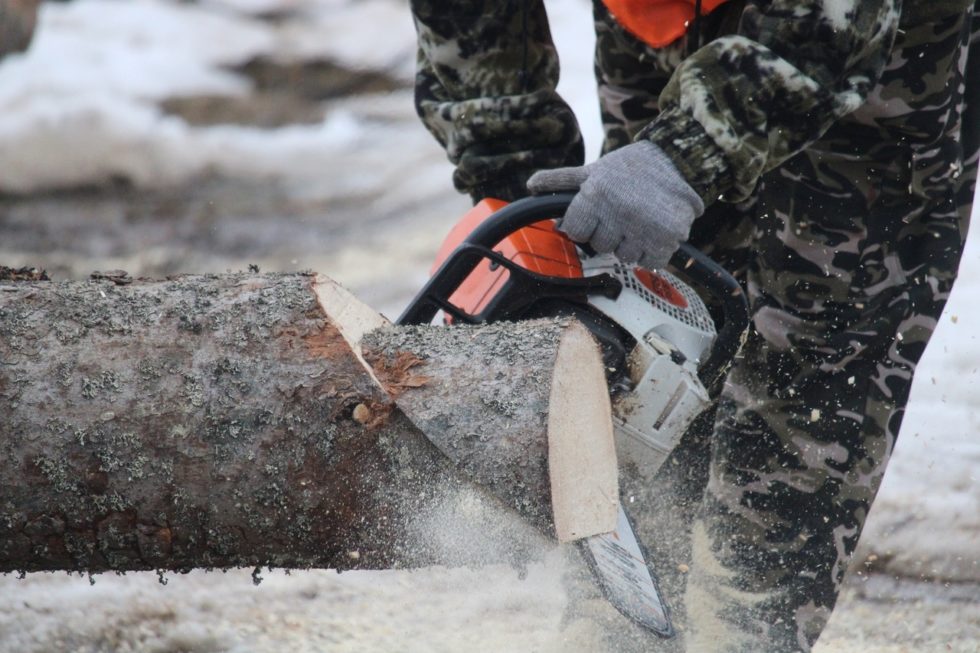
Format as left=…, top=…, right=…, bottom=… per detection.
left=0, top=272, right=615, bottom=575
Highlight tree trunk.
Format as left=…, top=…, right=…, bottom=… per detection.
left=0, top=272, right=616, bottom=575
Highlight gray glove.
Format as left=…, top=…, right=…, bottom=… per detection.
left=527, top=141, right=704, bottom=270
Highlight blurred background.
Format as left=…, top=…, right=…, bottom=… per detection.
left=0, top=1, right=977, bottom=651
left=0, top=0, right=488, bottom=317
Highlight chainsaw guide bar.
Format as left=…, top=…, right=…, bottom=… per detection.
left=582, top=506, right=674, bottom=637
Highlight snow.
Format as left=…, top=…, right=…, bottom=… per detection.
left=0, top=0, right=263, bottom=191
left=0, top=558, right=602, bottom=653
left=0, top=0, right=419, bottom=194
left=548, top=0, right=602, bottom=161
left=857, top=243, right=980, bottom=581
left=269, top=0, right=418, bottom=74
left=0, top=0, right=978, bottom=649
left=1, top=1, right=270, bottom=100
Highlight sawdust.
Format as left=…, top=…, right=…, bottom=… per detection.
left=683, top=522, right=762, bottom=652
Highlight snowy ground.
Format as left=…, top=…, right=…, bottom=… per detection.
left=0, top=1, right=977, bottom=651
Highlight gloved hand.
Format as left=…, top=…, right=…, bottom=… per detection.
left=527, top=141, right=704, bottom=270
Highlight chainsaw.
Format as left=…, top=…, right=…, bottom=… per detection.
left=398, top=193, right=749, bottom=637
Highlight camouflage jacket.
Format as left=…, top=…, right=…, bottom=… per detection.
left=412, top=0, right=975, bottom=204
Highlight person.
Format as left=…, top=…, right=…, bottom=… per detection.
left=410, top=0, right=978, bottom=650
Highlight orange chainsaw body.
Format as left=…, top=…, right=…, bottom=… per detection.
left=432, top=198, right=688, bottom=317
left=432, top=198, right=584, bottom=316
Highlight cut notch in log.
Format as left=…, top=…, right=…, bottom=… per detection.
left=312, top=276, right=389, bottom=385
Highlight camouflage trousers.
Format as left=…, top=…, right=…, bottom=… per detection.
left=596, top=2, right=980, bottom=651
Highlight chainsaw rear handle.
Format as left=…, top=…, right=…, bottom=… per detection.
left=398, top=193, right=750, bottom=390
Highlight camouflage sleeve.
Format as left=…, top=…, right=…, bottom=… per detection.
left=412, top=0, right=584, bottom=202
left=638, top=0, right=902, bottom=203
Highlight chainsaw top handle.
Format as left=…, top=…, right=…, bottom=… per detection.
left=397, top=193, right=750, bottom=391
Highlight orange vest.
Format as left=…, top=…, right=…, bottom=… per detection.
left=602, top=0, right=729, bottom=48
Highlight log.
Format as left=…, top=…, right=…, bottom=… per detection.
left=0, top=272, right=616, bottom=575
